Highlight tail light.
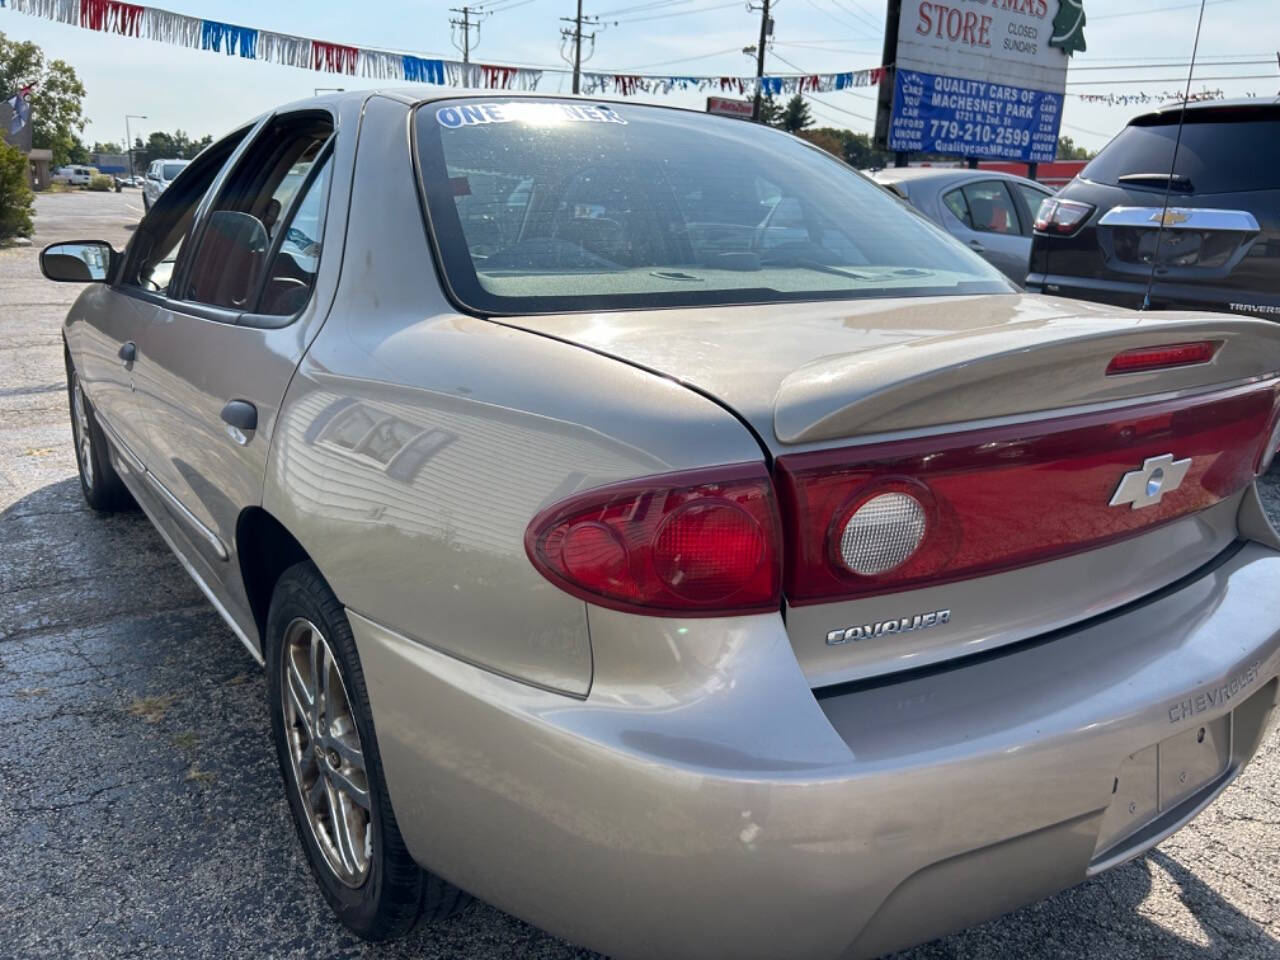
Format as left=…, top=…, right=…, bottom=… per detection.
left=525, top=463, right=781, bottom=616
left=528, top=383, right=1280, bottom=616
left=776, top=382, right=1277, bottom=605
left=1034, top=197, right=1095, bottom=236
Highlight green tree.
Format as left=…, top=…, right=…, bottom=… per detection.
left=757, top=94, right=782, bottom=126
left=1055, top=135, right=1094, bottom=161
left=134, top=130, right=215, bottom=168
left=0, top=32, right=87, bottom=167
left=776, top=94, right=814, bottom=133
left=0, top=139, right=35, bottom=241
left=797, top=126, right=895, bottom=170
left=92, top=140, right=124, bottom=154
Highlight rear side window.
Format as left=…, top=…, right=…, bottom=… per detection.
left=942, top=188, right=971, bottom=228
left=1082, top=110, right=1280, bottom=194
left=162, top=162, right=188, bottom=181
left=415, top=99, right=1009, bottom=315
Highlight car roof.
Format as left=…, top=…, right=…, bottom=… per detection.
left=870, top=167, right=1049, bottom=190
left=1129, top=96, right=1280, bottom=125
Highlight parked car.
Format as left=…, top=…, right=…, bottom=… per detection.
left=51, top=164, right=99, bottom=186
left=871, top=167, right=1052, bottom=283
left=1027, top=99, right=1280, bottom=316
left=142, top=158, right=190, bottom=211
left=42, top=92, right=1280, bottom=960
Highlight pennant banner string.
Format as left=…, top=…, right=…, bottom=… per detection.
left=3, top=0, right=881, bottom=96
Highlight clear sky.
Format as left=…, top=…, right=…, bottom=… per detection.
left=2, top=0, right=1276, bottom=154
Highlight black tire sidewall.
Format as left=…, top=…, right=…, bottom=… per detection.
left=265, top=563, right=423, bottom=940
left=65, top=350, right=131, bottom=512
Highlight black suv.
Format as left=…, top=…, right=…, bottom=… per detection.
left=1027, top=99, right=1280, bottom=318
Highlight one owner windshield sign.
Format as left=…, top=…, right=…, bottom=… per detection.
left=883, top=0, right=1084, bottom=163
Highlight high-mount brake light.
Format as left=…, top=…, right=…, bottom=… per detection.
left=1106, top=341, right=1221, bottom=375
left=1034, top=197, right=1095, bottom=236
left=525, top=464, right=781, bottom=617
left=776, top=383, right=1276, bottom=605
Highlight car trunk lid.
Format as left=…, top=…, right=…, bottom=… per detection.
left=501, top=293, right=1280, bottom=685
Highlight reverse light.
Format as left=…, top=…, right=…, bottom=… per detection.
left=835, top=489, right=928, bottom=576
left=525, top=464, right=781, bottom=616
left=1106, top=340, right=1221, bottom=375
left=1034, top=197, right=1095, bottom=236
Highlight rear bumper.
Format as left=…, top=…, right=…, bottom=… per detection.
left=351, top=542, right=1280, bottom=960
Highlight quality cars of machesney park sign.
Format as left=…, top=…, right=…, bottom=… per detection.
left=877, top=0, right=1086, bottom=163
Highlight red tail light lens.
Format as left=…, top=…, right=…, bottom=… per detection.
left=776, top=382, right=1277, bottom=605
left=1034, top=197, right=1095, bottom=236
left=526, top=464, right=781, bottom=616
left=1106, top=340, right=1221, bottom=375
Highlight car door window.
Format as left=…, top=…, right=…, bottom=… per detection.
left=180, top=112, right=333, bottom=313
left=942, top=188, right=972, bottom=229
left=258, top=155, right=333, bottom=317
left=121, top=129, right=249, bottom=296
left=1013, top=183, right=1052, bottom=237
left=961, top=181, right=1020, bottom=235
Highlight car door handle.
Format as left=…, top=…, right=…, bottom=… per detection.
left=220, top=399, right=258, bottom=432
left=968, top=240, right=985, bottom=253
left=118, top=341, right=136, bottom=364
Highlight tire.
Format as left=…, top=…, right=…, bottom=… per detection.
left=65, top=348, right=134, bottom=513
left=266, top=562, right=468, bottom=940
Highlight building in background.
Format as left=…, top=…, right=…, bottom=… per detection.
left=0, top=88, right=51, bottom=189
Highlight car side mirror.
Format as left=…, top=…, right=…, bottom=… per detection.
left=40, top=241, right=116, bottom=283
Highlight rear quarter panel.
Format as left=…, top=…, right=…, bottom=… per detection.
left=265, top=95, right=763, bottom=696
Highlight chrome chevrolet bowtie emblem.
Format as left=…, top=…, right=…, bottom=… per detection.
left=1109, top=454, right=1191, bottom=509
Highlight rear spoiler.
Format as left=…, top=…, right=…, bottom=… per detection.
left=775, top=314, right=1280, bottom=444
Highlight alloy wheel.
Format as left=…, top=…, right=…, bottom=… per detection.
left=280, top=617, right=372, bottom=887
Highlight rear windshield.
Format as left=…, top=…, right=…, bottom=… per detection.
left=1082, top=110, right=1280, bottom=194
left=414, top=99, right=1009, bottom=314
left=162, top=162, right=188, bottom=181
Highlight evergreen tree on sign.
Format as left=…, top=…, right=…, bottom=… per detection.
left=1049, top=0, right=1086, bottom=56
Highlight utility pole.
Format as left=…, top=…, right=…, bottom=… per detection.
left=560, top=1, right=599, bottom=94
left=749, top=0, right=772, bottom=122
left=450, top=5, right=485, bottom=65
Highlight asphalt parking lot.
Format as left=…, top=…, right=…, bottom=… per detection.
left=2, top=190, right=1278, bottom=960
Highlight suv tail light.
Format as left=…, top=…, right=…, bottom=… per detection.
left=525, top=464, right=781, bottom=616
left=776, top=382, right=1277, bottom=605
left=1034, top=197, right=1095, bottom=236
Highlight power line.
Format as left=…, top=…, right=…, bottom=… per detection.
left=1067, top=72, right=1278, bottom=85
left=612, top=0, right=744, bottom=23
left=616, top=46, right=743, bottom=69
left=1092, top=0, right=1238, bottom=18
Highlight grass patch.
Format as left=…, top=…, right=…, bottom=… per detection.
left=184, top=764, right=215, bottom=784
left=171, top=730, right=199, bottom=750
left=126, top=693, right=177, bottom=724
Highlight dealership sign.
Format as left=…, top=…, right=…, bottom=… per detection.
left=706, top=96, right=755, bottom=119
left=879, top=1, right=1083, bottom=162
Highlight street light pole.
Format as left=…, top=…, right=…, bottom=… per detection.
left=125, top=114, right=146, bottom=178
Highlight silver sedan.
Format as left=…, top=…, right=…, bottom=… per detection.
left=872, top=166, right=1053, bottom=283
left=42, top=91, right=1280, bottom=959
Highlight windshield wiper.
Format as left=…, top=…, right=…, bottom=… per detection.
left=1118, top=172, right=1194, bottom=193
left=759, top=255, right=873, bottom=281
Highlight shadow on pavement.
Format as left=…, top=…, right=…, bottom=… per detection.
left=1, top=476, right=1274, bottom=959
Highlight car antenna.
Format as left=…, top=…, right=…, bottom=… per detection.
left=1141, top=0, right=1208, bottom=311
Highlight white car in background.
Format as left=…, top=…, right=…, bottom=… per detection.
left=142, top=158, right=190, bottom=211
